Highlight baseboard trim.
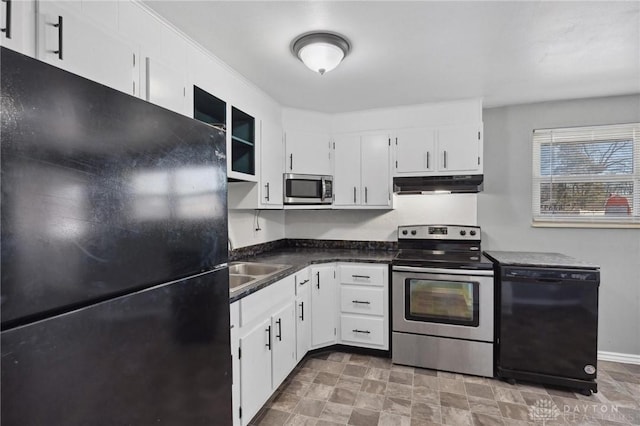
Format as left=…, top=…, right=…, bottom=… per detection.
left=598, top=350, right=640, bottom=365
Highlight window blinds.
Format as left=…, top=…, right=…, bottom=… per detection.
left=532, top=123, right=640, bottom=224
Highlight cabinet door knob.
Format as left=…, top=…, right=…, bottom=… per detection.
left=289, top=154, right=293, bottom=170
left=316, top=271, right=320, bottom=289
left=264, top=182, right=270, bottom=201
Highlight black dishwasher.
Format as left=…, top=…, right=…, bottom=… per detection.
left=484, top=251, right=599, bottom=396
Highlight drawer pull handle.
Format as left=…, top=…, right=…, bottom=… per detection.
left=276, top=318, right=282, bottom=341
left=52, top=16, right=63, bottom=60
left=352, top=275, right=370, bottom=279
left=352, top=329, right=370, bottom=334
left=1, top=0, right=12, bottom=39
left=299, top=279, right=309, bottom=286
left=352, top=300, right=370, bottom=304
left=266, top=326, right=271, bottom=350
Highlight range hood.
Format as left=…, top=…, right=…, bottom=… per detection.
left=393, top=174, right=483, bottom=194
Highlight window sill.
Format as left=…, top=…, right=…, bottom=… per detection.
left=531, top=221, right=640, bottom=229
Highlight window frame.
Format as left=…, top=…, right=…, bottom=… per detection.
left=532, top=122, right=640, bottom=227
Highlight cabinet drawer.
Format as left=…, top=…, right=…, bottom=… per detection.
left=240, top=275, right=295, bottom=327
left=340, top=286, right=384, bottom=316
left=294, top=267, right=311, bottom=295
left=340, top=315, right=385, bottom=346
left=339, top=264, right=386, bottom=287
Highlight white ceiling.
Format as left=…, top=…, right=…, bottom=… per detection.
left=143, top=1, right=640, bottom=113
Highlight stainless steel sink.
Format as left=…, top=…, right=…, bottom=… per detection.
left=228, top=262, right=291, bottom=291
left=229, top=262, right=289, bottom=276
left=229, top=274, right=254, bottom=289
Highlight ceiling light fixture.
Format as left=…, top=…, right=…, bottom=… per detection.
left=292, top=32, right=351, bottom=75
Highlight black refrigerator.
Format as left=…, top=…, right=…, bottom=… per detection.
left=1, top=47, right=232, bottom=425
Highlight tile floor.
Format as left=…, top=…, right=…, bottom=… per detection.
left=250, top=351, right=640, bottom=426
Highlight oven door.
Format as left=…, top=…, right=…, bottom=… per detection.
left=392, top=266, right=494, bottom=342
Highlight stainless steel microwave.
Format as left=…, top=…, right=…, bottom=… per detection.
left=283, top=173, right=333, bottom=205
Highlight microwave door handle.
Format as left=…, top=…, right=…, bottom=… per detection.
left=321, top=179, right=326, bottom=201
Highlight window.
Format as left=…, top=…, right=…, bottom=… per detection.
left=532, top=123, right=640, bottom=225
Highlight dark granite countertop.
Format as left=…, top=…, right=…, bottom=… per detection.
left=229, top=247, right=396, bottom=302
left=483, top=250, right=599, bottom=269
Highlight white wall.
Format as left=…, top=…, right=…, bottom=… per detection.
left=228, top=210, right=285, bottom=250
left=479, top=94, right=640, bottom=357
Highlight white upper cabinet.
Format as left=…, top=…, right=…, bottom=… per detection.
left=144, top=57, right=187, bottom=115
left=37, top=1, right=138, bottom=97
left=260, top=119, right=284, bottom=208
left=360, top=133, right=391, bottom=207
left=284, top=130, right=332, bottom=176
left=437, top=124, right=483, bottom=173
left=0, top=0, right=36, bottom=57
left=394, top=128, right=436, bottom=173
left=334, top=133, right=391, bottom=209
left=393, top=123, right=483, bottom=176
left=333, top=134, right=362, bottom=206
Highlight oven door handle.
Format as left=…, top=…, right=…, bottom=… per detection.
left=392, top=265, right=494, bottom=276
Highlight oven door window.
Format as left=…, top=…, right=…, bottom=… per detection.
left=405, top=278, right=480, bottom=327
left=286, top=179, right=322, bottom=198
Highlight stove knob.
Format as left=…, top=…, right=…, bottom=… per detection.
left=402, top=230, right=408, bottom=235
left=411, top=230, right=417, bottom=236
left=470, top=230, right=477, bottom=236
left=460, top=230, right=466, bottom=236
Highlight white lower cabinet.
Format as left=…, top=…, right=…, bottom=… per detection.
left=340, top=315, right=386, bottom=347
left=295, top=268, right=311, bottom=362
left=234, top=262, right=389, bottom=424
left=239, top=317, right=272, bottom=424
left=310, top=264, right=337, bottom=348
left=271, top=302, right=297, bottom=388
left=230, top=301, right=240, bottom=426
left=237, top=275, right=295, bottom=425
left=338, top=263, right=389, bottom=350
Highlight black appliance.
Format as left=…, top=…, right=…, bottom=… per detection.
left=484, top=250, right=600, bottom=396
left=1, top=47, right=232, bottom=424
left=392, top=225, right=496, bottom=377
left=393, top=174, right=483, bottom=194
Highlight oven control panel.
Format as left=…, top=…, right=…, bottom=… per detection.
left=397, top=225, right=481, bottom=241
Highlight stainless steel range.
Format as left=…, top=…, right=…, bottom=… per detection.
left=392, top=225, right=495, bottom=377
